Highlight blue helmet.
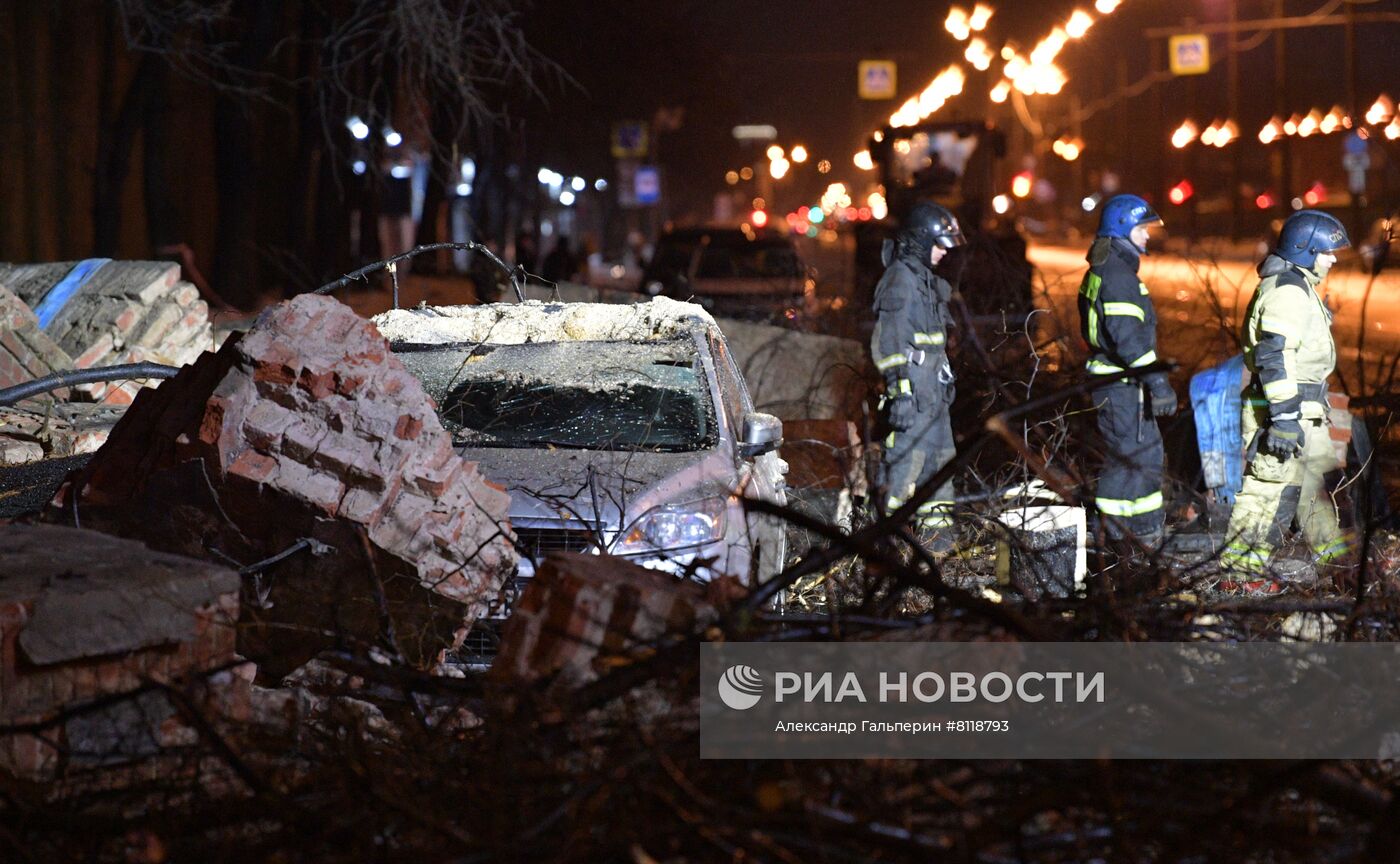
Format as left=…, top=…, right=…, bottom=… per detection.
left=1274, top=209, right=1350, bottom=269
left=1096, top=194, right=1162, bottom=240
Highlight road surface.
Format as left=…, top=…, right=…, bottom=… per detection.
left=1029, top=243, right=1400, bottom=400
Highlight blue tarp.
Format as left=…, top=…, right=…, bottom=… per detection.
left=1190, top=354, right=1246, bottom=503
left=32, top=258, right=111, bottom=329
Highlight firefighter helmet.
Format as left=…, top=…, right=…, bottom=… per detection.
left=1275, top=209, right=1350, bottom=270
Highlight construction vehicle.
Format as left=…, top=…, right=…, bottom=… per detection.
left=855, top=120, right=1033, bottom=321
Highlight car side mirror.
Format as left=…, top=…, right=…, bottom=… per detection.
left=739, top=412, right=783, bottom=458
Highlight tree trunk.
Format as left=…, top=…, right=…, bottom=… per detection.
left=142, top=60, right=179, bottom=253
left=93, top=52, right=156, bottom=258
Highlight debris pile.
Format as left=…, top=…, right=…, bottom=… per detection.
left=53, top=293, right=516, bottom=675
left=373, top=296, right=714, bottom=345
left=0, top=524, right=243, bottom=780
left=0, top=260, right=213, bottom=404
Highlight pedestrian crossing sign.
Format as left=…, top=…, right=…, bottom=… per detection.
left=1168, top=34, right=1210, bottom=76
left=859, top=60, right=897, bottom=100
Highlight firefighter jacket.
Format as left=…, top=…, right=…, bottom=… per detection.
left=871, top=255, right=954, bottom=408
left=1242, top=254, right=1335, bottom=421
left=1078, top=238, right=1162, bottom=385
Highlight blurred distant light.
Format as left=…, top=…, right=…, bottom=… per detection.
left=753, top=197, right=766, bottom=210
left=888, top=64, right=965, bottom=127
left=1387, top=118, right=1400, bottom=140
left=1303, top=181, right=1326, bottom=206
left=732, top=124, right=778, bottom=141
left=559, top=190, right=576, bottom=206
left=990, top=80, right=1011, bottom=103
left=725, top=170, right=739, bottom=185
left=456, top=182, right=472, bottom=197
left=808, top=206, right=824, bottom=224
left=1291, top=197, right=1304, bottom=210
left=945, top=5, right=971, bottom=41
left=993, top=194, right=1011, bottom=214
left=969, top=3, right=994, bottom=31
left=1171, top=120, right=1198, bottom=149
left=1213, top=120, right=1238, bottom=147
left=1320, top=105, right=1346, bottom=135
left=1011, top=171, right=1033, bottom=199
left=1297, top=109, right=1322, bottom=137
left=766, top=144, right=785, bottom=160
left=1258, top=117, right=1283, bottom=144
left=351, top=159, right=367, bottom=175
left=867, top=192, right=888, bottom=220
left=858, top=206, right=872, bottom=221
left=740, top=166, right=754, bottom=181
left=750, top=209, right=769, bottom=228
left=595, top=178, right=608, bottom=191
left=1081, top=195, right=1098, bottom=212
left=873, top=130, right=884, bottom=142
left=1366, top=94, right=1394, bottom=126
left=1095, top=0, right=1121, bottom=12
left=1065, top=10, right=1094, bottom=39
left=390, top=164, right=412, bottom=179
left=346, top=116, right=370, bottom=140
left=1255, top=192, right=1275, bottom=210
left=1001, top=45, right=1016, bottom=60
left=769, top=157, right=790, bottom=179
left=460, top=158, right=476, bottom=181
left=964, top=37, right=994, bottom=71
left=853, top=150, right=874, bottom=171
left=570, top=176, right=586, bottom=192
left=844, top=206, right=858, bottom=221
left=1284, top=114, right=1300, bottom=135
left=817, top=159, right=832, bottom=174
left=894, top=138, right=911, bottom=155
left=538, top=167, right=554, bottom=184
left=383, top=128, right=402, bottom=147
left=1168, top=179, right=1194, bottom=205
left=790, top=145, right=808, bottom=163
left=1200, top=122, right=1219, bottom=147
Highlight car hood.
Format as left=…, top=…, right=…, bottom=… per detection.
left=461, top=446, right=736, bottom=524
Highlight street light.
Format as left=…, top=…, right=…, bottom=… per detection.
left=853, top=150, right=874, bottom=171
left=1065, top=10, right=1093, bottom=39
left=790, top=145, right=808, bottom=163
left=766, top=144, right=785, bottom=161
left=1171, top=120, right=1199, bottom=149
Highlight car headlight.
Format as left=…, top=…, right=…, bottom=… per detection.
left=614, top=496, right=728, bottom=554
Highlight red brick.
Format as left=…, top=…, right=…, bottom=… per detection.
left=393, top=414, right=424, bottom=441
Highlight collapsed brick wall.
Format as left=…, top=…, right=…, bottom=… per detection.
left=0, top=406, right=120, bottom=467
left=0, top=282, right=71, bottom=397
left=0, top=525, right=243, bottom=781
left=0, top=260, right=213, bottom=405
left=55, top=294, right=516, bottom=675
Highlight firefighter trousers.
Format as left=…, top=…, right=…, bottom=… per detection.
left=1092, top=380, right=1165, bottom=538
left=882, top=400, right=956, bottom=534
left=1221, top=414, right=1345, bottom=573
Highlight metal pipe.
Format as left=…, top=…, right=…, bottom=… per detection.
left=0, top=362, right=181, bottom=407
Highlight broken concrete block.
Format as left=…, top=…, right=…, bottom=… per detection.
left=492, top=552, right=716, bottom=691
left=53, top=293, right=516, bottom=677
left=0, top=524, right=240, bottom=780
left=0, top=281, right=72, bottom=398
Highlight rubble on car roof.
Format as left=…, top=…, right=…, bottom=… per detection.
left=371, top=296, right=714, bottom=346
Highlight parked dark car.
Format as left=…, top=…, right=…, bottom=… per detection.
left=642, top=227, right=815, bottom=324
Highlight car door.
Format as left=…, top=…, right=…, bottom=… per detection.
left=707, top=329, right=787, bottom=577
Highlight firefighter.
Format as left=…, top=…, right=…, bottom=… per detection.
left=1079, top=194, right=1176, bottom=547
left=872, top=202, right=966, bottom=551
left=1220, top=210, right=1351, bottom=579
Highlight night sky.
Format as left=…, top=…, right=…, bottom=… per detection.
left=523, top=0, right=1400, bottom=218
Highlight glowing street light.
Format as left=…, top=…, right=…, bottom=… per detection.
left=1258, top=117, right=1283, bottom=144
left=1094, top=0, right=1121, bottom=12
left=790, top=144, right=808, bottom=163
left=1171, top=120, right=1199, bottom=149
left=346, top=116, right=370, bottom=140
left=570, top=176, right=586, bottom=192
left=725, top=170, right=739, bottom=185
left=1283, top=114, right=1300, bottom=135
left=945, top=6, right=971, bottom=41
left=1386, top=118, right=1400, bottom=140
left=964, top=37, right=994, bottom=71
left=383, top=127, right=403, bottom=147
left=990, top=80, right=1011, bottom=103
left=769, top=157, right=790, bottom=179
left=766, top=144, right=785, bottom=161
left=853, top=150, right=874, bottom=171
left=1366, top=94, right=1394, bottom=126
left=969, top=3, right=994, bottom=31
left=1011, top=171, right=1033, bottom=198
left=992, top=194, right=1011, bottom=214
left=816, top=159, right=832, bottom=174
left=1065, top=9, right=1094, bottom=39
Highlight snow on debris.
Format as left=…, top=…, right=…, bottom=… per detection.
left=371, top=297, right=715, bottom=345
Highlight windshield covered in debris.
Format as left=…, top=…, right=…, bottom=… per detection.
left=395, top=339, right=717, bottom=452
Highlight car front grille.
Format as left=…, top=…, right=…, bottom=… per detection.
left=512, top=526, right=599, bottom=560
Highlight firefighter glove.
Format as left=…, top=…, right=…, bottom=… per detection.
left=1264, top=416, right=1304, bottom=458
left=887, top=394, right=916, bottom=431
left=1147, top=376, right=1177, bottom=418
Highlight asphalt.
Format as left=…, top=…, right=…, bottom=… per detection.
left=0, top=454, right=90, bottom=520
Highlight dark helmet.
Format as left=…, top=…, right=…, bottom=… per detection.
left=896, top=202, right=966, bottom=263
left=1275, top=209, right=1350, bottom=269
left=1097, top=194, right=1162, bottom=240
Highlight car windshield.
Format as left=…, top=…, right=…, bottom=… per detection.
left=395, top=339, right=717, bottom=452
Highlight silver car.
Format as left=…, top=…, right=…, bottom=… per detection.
left=380, top=299, right=788, bottom=645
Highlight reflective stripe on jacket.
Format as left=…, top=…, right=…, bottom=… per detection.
left=870, top=256, right=953, bottom=407
left=1078, top=237, right=1159, bottom=377
left=1241, top=255, right=1335, bottom=420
